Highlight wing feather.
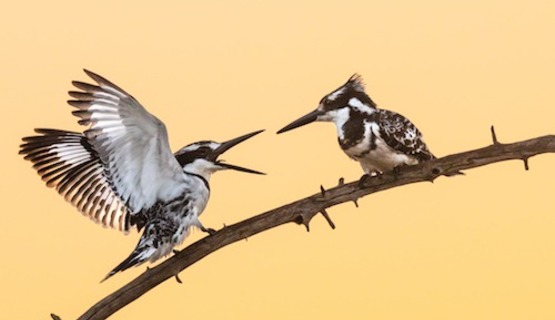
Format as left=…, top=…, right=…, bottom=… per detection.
left=376, top=109, right=435, bottom=161
left=68, top=70, right=186, bottom=213
left=19, top=129, right=130, bottom=232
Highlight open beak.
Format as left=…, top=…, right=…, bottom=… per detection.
left=277, top=109, right=321, bottom=134
left=213, top=130, right=265, bottom=175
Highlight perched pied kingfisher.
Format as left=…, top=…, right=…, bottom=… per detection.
left=277, top=74, right=435, bottom=177
left=19, top=70, right=264, bottom=281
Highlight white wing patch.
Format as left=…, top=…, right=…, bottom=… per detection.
left=68, top=70, right=187, bottom=214
left=19, top=129, right=130, bottom=232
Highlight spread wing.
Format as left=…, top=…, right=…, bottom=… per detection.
left=376, top=109, right=435, bottom=161
left=19, top=129, right=130, bottom=232
left=68, top=69, right=186, bottom=214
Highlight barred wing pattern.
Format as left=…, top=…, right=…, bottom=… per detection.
left=376, top=109, right=435, bottom=162
left=19, top=129, right=130, bottom=232
left=68, top=70, right=186, bottom=214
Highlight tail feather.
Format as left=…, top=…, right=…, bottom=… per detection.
left=102, top=218, right=179, bottom=281
left=102, top=244, right=156, bottom=282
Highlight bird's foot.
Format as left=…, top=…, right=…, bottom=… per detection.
left=358, top=174, right=371, bottom=188
left=392, top=165, right=405, bottom=177
left=200, top=226, right=217, bottom=236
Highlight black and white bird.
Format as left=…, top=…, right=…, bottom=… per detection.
left=19, top=70, right=264, bottom=280
left=277, top=74, right=435, bottom=177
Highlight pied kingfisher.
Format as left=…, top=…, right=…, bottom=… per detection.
left=277, top=74, right=435, bottom=177
left=19, top=70, right=264, bottom=280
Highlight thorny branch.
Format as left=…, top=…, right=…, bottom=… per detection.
left=59, top=129, right=555, bottom=320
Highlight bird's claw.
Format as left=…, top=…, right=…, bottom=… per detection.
left=358, top=174, right=370, bottom=188
left=201, top=227, right=217, bottom=235
left=392, top=165, right=405, bottom=177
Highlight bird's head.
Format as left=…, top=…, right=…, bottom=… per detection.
left=175, top=130, right=265, bottom=181
left=277, top=74, right=377, bottom=134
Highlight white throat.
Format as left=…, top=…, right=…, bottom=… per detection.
left=182, top=159, right=216, bottom=182
left=318, top=107, right=351, bottom=140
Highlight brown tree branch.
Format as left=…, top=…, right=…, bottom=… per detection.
left=74, top=130, right=555, bottom=320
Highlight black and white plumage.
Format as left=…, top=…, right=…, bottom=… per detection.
left=277, top=74, right=435, bottom=175
left=19, top=129, right=130, bottom=232
left=19, top=70, right=264, bottom=280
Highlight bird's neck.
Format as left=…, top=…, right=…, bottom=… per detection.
left=332, top=106, right=375, bottom=140
left=181, top=162, right=213, bottom=190
left=183, top=170, right=211, bottom=191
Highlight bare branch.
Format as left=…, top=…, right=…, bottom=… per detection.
left=77, top=133, right=555, bottom=320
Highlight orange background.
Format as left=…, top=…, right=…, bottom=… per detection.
left=2, top=1, right=555, bottom=319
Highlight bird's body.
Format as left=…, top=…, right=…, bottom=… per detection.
left=278, top=74, right=434, bottom=175
left=336, top=107, right=434, bottom=174
left=113, top=176, right=209, bottom=275
left=20, top=70, right=263, bottom=280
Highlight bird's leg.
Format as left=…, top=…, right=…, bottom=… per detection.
left=357, top=174, right=370, bottom=188
left=358, top=169, right=386, bottom=188
left=359, top=170, right=385, bottom=187
left=200, top=226, right=217, bottom=235
left=194, top=219, right=217, bottom=235
left=391, top=164, right=408, bottom=178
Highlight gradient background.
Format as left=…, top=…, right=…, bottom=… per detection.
left=2, top=1, right=555, bottom=319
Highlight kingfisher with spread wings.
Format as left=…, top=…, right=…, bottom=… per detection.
left=20, top=70, right=264, bottom=280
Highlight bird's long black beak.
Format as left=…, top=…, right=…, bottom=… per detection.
left=213, top=130, right=265, bottom=175
left=277, top=109, right=321, bottom=134
left=214, top=162, right=264, bottom=174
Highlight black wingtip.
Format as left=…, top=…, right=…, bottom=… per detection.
left=83, top=68, right=99, bottom=80
left=79, top=69, right=132, bottom=96
left=83, top=68, right=95, bottom=78
left=83, top=69, right=106, bottom=85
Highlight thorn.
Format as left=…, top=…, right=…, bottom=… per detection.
left=320, top=209, right=336, bottom=229
left=51, top=314, right=62, bottom=320
left=172, top=249, right=180, bottom=255
left=146, top=266, right=150, bottom=271
left=338, top=177, right=345, bottom=186
left=304, top=223, right=310, bottom=232
left=175, top=273, right=183, bottom=284
left=523, top=157, right=529, bottom=171
left=244, top=237, right=249, bottom=242
left=352, top=199, right=359, bottom=208
left=320, top=185, right=326, bottom=197
left=490, top=125, right=499, bottom=144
